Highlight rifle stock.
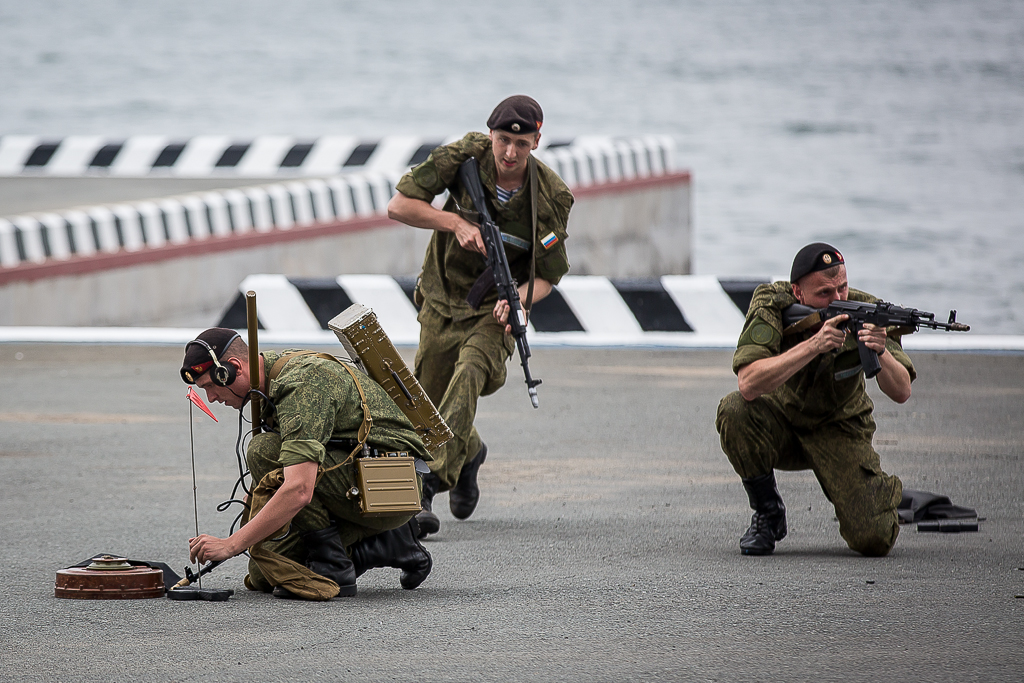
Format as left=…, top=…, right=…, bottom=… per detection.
left=458, top=157, right=542, bottom=408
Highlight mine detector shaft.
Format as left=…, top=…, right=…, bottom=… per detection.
left=782, top=299, right=970, bottom=378
left=458, top=156, right=542, bottom=408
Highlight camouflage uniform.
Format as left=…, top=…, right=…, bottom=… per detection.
left=245, top=350, right=430, bottom=589
left=395, top=132, right=573, bottom=489
left=715, top=282, right=916, bottom=556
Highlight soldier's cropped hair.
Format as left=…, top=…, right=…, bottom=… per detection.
left=223, top=337, right=248, bottom=362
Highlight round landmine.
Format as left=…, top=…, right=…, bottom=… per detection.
left=55, top=556, right=165, bottom=600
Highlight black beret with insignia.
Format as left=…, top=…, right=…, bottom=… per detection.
left=180, top=327, right=241, bottom=384
left=487, top=95, right=543, bottom=134
left=790, top=242, right=845, bottom=283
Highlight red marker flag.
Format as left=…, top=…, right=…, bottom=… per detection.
left=187, top=386, right=218, bottom=422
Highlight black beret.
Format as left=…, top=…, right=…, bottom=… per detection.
left=790, top=242, right=846, bottom=283
left=180, top=328, right=241, bottom=384
left=487, top=95, right=543, bottom=134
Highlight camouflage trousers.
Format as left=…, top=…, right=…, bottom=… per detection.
left=243, top=432, right=415, bottom=591
left=716, top=391, right=902, bottom=557
left=414, top=302, right=513, bottom=490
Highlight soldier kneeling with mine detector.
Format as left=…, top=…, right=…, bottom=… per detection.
left=181, top=328, right=433, bottom=600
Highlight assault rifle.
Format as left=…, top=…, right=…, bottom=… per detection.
left=458, top=157, right=542, bottom=408
left=782, top=300, right=970, bottom=379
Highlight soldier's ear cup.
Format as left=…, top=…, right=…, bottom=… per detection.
left=185, top=337, right=238, bottom=387
left=211, top=359, right=237, bottom=387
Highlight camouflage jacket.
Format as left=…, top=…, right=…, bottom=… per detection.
left=731, top=281, right=917, bottom=427
left=395, top=132, right=574, bottom=322
left=261, top=350, right=430, bottom=468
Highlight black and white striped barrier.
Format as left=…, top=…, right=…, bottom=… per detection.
left=0, top=271, right=1019, bottom=351
left=204, top=273, right=1021, bottom=352
left=0, top=136, right=679, bottom=274
left=0, top=134, right=675, bottom=179
left=0, top=135, right=437, bottom=177
left=218, top=274, right=764, bottom=347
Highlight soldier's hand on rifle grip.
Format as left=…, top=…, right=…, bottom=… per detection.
left=493, top=299, right=513, bottom=335
left=813, top=314, right=850, bottom=354
left=451, top=215, right=487, bottom=255
left=857, top=322, right=888, bottom=355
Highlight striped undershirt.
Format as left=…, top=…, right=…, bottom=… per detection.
left=495, top=184, right=521, bottom=203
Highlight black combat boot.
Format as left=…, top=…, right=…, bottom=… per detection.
left=273, top=525, right=358, bottom=599
left=739, top=472, right=788, bottom=556
left=449, top=443, right=487, bottom=520
left=415, top=472, right=442, bottom=539
left=349, top=520, right=432, bottom=589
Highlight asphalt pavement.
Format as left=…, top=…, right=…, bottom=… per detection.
left=1, top=343, right=1021, bottom=682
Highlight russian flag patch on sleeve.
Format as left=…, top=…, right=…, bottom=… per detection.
left=541, top=232, right=559, bottom=249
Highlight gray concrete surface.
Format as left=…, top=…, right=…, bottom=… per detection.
left=1, top=345, right=1021, bottom=682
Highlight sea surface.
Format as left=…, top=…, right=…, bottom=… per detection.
left=1, top=0, right=1022, bottom=333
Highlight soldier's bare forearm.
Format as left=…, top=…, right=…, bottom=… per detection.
left=388, top=193, right=457, bottom=232
left=737, top=339, right=822, bottom=400
left=388, top=192, right=484, bottom=252
left=223, top=461, right=317, bottom=556
left=520, top=278, right=552, bottom=305
left=874, top=349, right=912, bottom=403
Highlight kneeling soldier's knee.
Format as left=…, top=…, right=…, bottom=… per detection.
left=844, top=519, right=899, bottom=557
left=715, top=392, right=748, bottom=437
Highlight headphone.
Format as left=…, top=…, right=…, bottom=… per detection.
left=183, top=334, right=240, bottom=387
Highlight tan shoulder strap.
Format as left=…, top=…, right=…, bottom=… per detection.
left=782, top=313, right=824, bottom=337
left=268, top=350, right=316, bottom=381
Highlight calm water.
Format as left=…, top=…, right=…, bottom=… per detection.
left=1, top=0, right=1022, bottom=333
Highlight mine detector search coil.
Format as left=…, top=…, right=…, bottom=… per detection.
left=782, top=299, right=970, bottom=379
left=329, top=304, right=453, bottom=516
